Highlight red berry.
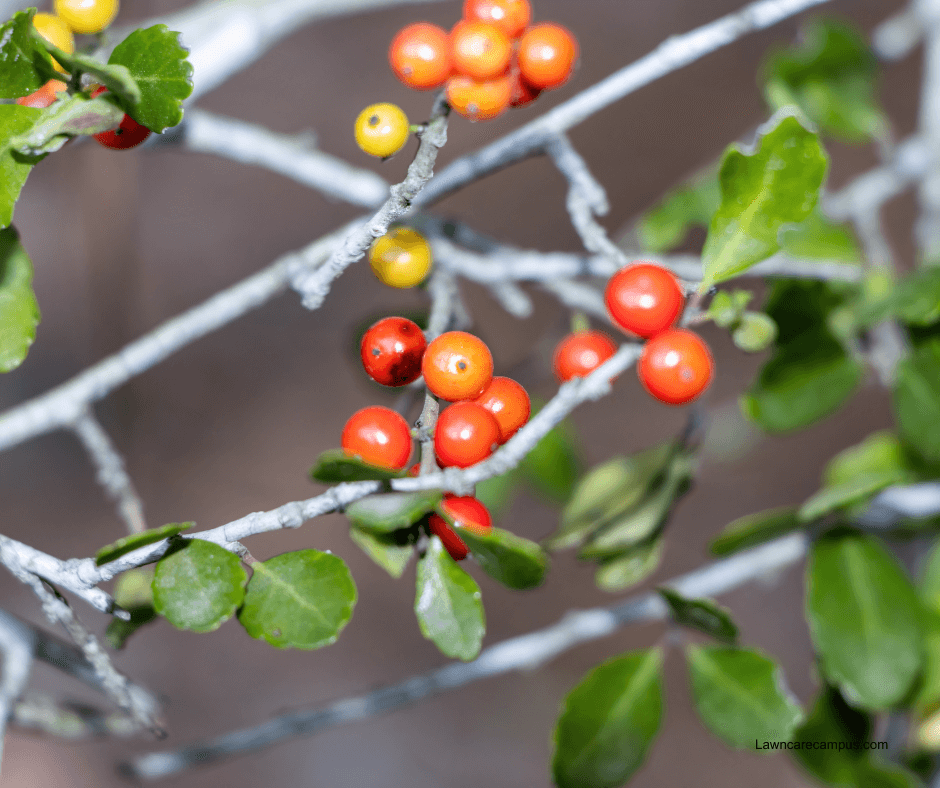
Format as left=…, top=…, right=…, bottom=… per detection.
left=605, top=263, right=684, bottom=338
left=472, top=376, right=530, bottom=443
left=422, top=331, right=494, bottom=401
left=450, top=20, right=512, bottom=81
left=90, top=85, right=151, bottom=150
left=341, top=406, right=413, bottom=470
left=361, top=317, right=427, bottom=387
left=445, top=72, right=514, bottom=121
left=509, top=62, right=541, bottom=107
left=15, top=79, right=64, bottom=109
left=517, top=23, right=578, bottom=90
left=435, top=402, right=500, bottom=468
left=462, top=0, right=531, bottom=39
left=389, top=23, right=453, bottom=90
left=553, top=330, right=617, bottom=382
left=428, top=494, right=493, bottom=561
left=638, top=329, right=714, bottom=405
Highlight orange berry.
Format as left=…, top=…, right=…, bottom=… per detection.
left=463, top=0, right=531, bottom=39
left=553, top=330, right=617, bottom=382
left=518, top=23, right=578, bottom=89
left=389, top=22, right=453, bottom=90
left=422, top=331, right=494, bottom=401
left=341, top=406, right=413, bottom=470
left=472, top=376, right=530, bottom=443
left=446, top=72, right=513, bottom=121
left=450, top=20, right=513, bottom=80
left=638, top=329, right=714, bottom=405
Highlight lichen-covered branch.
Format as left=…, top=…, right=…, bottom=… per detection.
left=0, top=610, right=34, bottom=775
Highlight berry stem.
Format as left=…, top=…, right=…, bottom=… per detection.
left=570, top=311, right=590, bottom=334
left=417, top=390, right=440, bottom=475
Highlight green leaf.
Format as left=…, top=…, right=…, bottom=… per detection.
left=687, top=645, right=802, bottom=748
left=893, top=340, right=940, bottom=466
left=473, top=470, right=518, bottom=519
left=765, top=278, right=852, bottom=344
left=851, top=267, right=940, bottom=330
left=710, top=506, right=802, bottom=556
left=706, top=290, right=753, bottom=328
left=912, top=611, right=940, bottom=714
left=919, top=540, right=940, bottom=614
left=778, top=208, right=861, bottom=262
left=108, top=25, right=193, bottom=132
left=826, top=431, right=913, bottom=488
left=9, top=94, right=125, bottom=156
left=700, top=112, right=827, bottom=290
left=657, top=588, right=739, bottom=644
left=34, top=38, right=141, bottom=109
left=732, top=312, right=778, bottom=352
left=152, top=539, right=247, bottom=634
left=345, top=490, right=441, bottom=534
left=0, top=226, right=39, bottom=372
left=637, top=169, right=721, bottom=252
left=96, top=522, right=193, bottom=566
left=548, top=443, right=674, bottom=551
left=518, top=415, right=579, bottom=504
left=552, top=648, right=664, bottom=788
left=452, top=525, right=548, bottom=590
left=238, top=550, right=356, bottom=649
left=310, top=448, right=406, bottom=483
left=0, top=105, right=45, bottom=230
left=106, top=568, right=158, bottom=649
left=791, top=685, right=872, bottom=785
left=806, top=531, right=924, bottom=709
left=348, top=527, right=413, bottom=579
left=762, top=18, right=886, bottom=143
left=594, top=536, right=664, bottom=592
left=414, top=536, right=485, bottom=661
left=0, top=10, right=57, bottom=99
left=578, top=450, right=694, bottom=559
left=799, top=471, right=908, bottom=522
left=742, top=329, right=863, bottom=432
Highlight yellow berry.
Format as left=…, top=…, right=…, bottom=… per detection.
left=368, top=227, right=433, bottom=289
left=54, top=0, right=119, bottom=35
left=354, top=103, right=410, bottom=158
left=33, top=13, right=74, bottom=74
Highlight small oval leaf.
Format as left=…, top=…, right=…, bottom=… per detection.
left=453, top=525, right=548, bottom=590
left=657, top=588, right=739, bottom=644
left=346, top=490, right=441, bottom=533
left=310, top=448, right=406, bottom=483
left=96, top=522, right=193, bottom=566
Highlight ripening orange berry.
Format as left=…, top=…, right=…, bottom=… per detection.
left=450, top=20, right=513, bottom=80
left=422, top=331, right=494, bottom=401
left=446, top=72, right=513, bottom=121
left=389, top=23, right=453, bottom=90
left=518, top=23, right=578, bottom=90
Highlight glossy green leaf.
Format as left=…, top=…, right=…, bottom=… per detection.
left=238, top=550, right=356, bottom=649
left=0, top=105, right=44, bottom=230
left=709, top=506, right=801, bottom=556
left=0, top=226, right=39, bottom=372
left=791, top=685, right=872, bottom=785
left=549, top=444, right=674, bottom=551
left=310, top=449, right=406, bottom=483
left=893, top=340, right=940, bottom=466
left=594, top=536, right=664, bottom=592
left=700, top=113, right=827, bottom=290
left=414, top=536, right=485, bottom=661
left=0, top=10, right=57, bottom=98
left=552, top=648, right=663, bottom=788
left=826, top=431, right=912, bottom=488
left=762, top=18, right=886, bottom=142
left=96, top=522, right=193, bottom=566
left=152, top=539, right=247, bottom=634
left=518, top=416, right=579, bottom=504
left=345, top=490, right=441, bottom=534
left=579, top=451, right=694, bottom=559
left=706, top=290, right=753, bottom=328
left=348, top=527, right=413, bottom=579
left=741, top=329, right=862, bottom=432
left=9, top=94, right=125, bottom=156
left=657, top=588, right=738, bottom=644
left=34, top=39, right=140, bottom=108
left=732, top=312, right=778, bottom=352
left=799, top=471, right=908, bottom=522
left=806, top=531, right=924, bottom=709
left=637, top=169, right=721, bottom=252
left=108, top=25, right=193, bottom=132
left=687, top=645, right=802, bottom=748
left=778, top=209, right=861, bottom=262
left=453, top=525, right=548, bottom=590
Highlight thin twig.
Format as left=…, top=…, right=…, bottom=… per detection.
left=70, top=409, right=147, bottom=535
left=11, top=692, right=140, bottom=740
left=124, top=532, right=809, bottom=781
left=0, top=610, right=35, bottom=776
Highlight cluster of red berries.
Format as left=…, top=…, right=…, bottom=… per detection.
left=340, top=319, right=531, bottom=560
left=552, top=263, right=715, bottom=405
left=389, top=0, right=578, bottom=121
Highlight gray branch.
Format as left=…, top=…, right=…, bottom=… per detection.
left=415, top=0, right=837, bottom=207
left=11, top=692, right=140, bottom=740
left=125, top=532, right=809, bottom=781
left=0, top=610, right=35, bottom=777
left=71, top=410, right=147, bottom=535
left=172, top=110, right=389, bottom=209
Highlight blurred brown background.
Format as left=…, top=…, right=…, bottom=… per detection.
left=0, top=0, right=917, bottom=785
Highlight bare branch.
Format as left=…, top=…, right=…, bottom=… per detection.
left=170, top=110, right=390, bottom=208
left=416, top=0, right=838, bottom=207
left=0, top=610, right=35, bottom=776
left=71, top=410, right=147, bottom=535
left=538, top=278, right=611, bottom=324
left=291, top=96, right=450, bottom=309
left=874, top=7, right=924, bottom=60
left=11, top=692, right=140, bottom=740
left=124, top=532, right=808, bottom=780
